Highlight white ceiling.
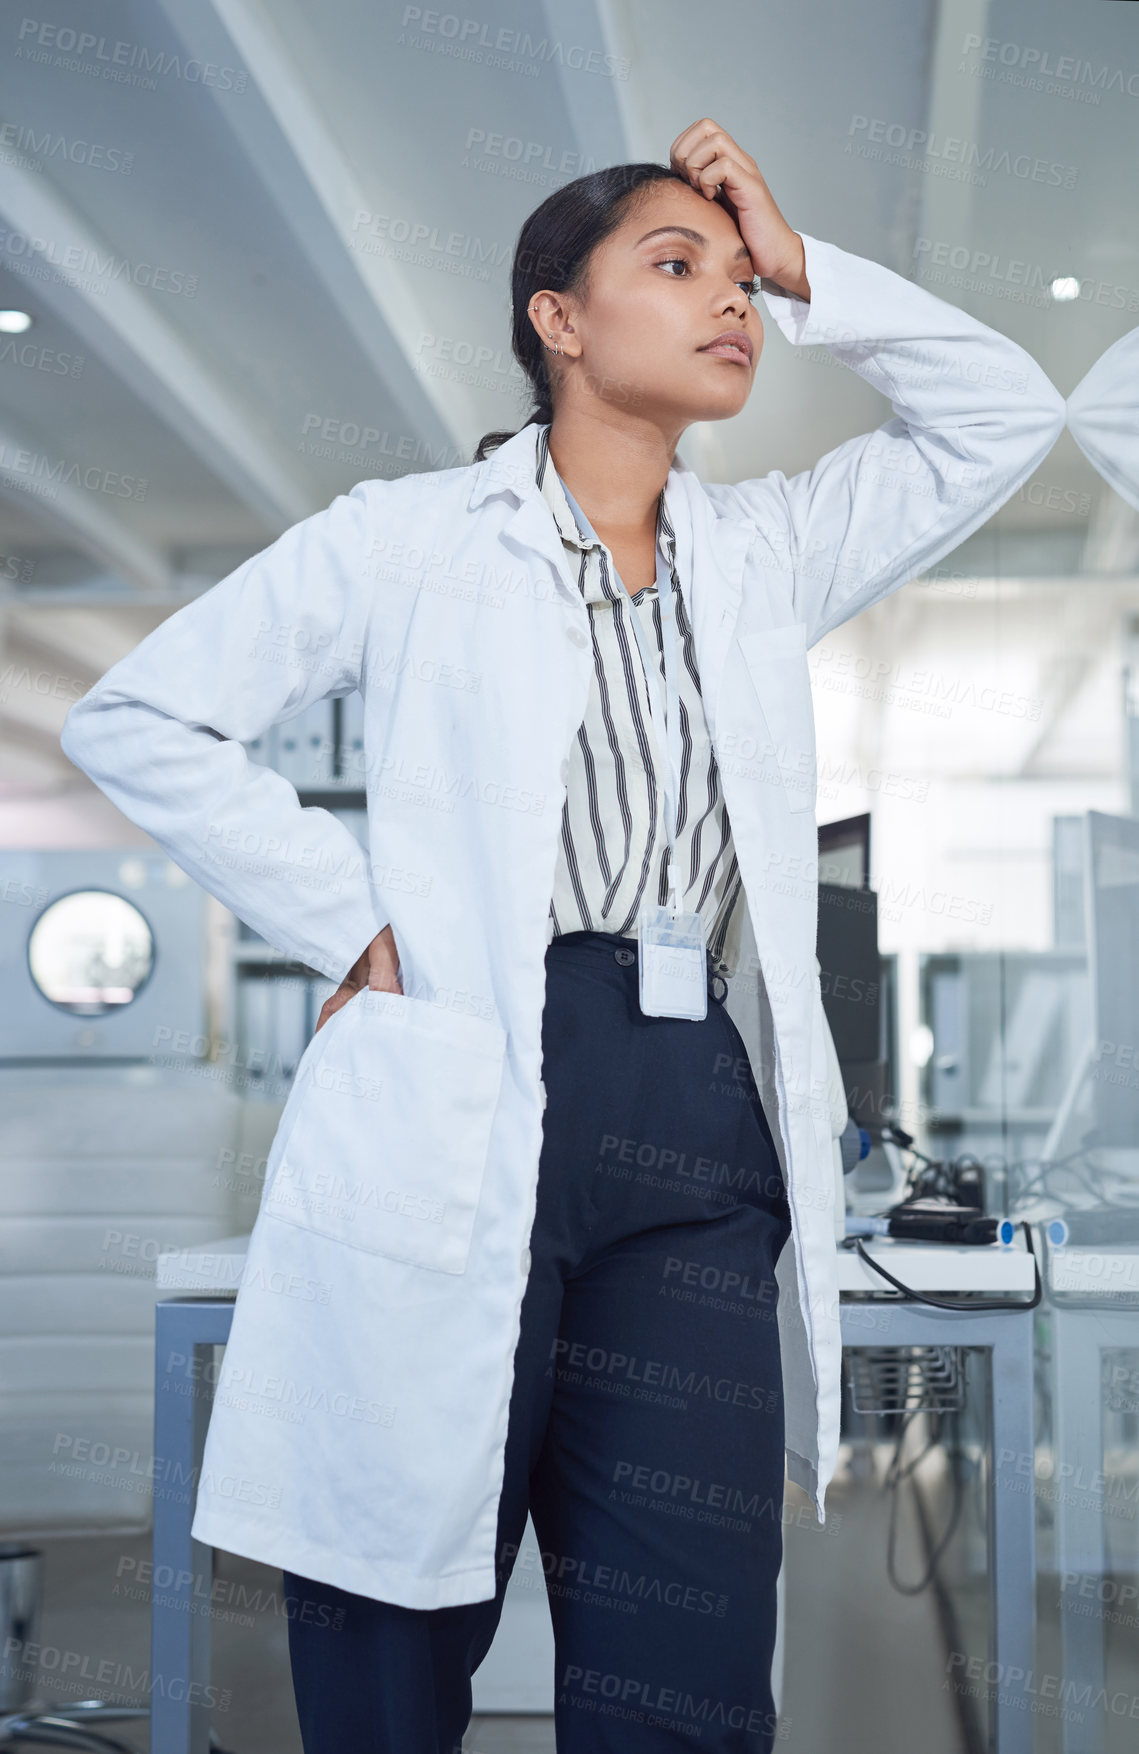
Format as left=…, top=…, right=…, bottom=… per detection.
left=1, top=0, right=1137, bottom=801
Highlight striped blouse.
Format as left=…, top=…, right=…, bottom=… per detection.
left=535, top=423, right=746, bottom=978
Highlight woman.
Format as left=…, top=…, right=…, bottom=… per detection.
left=61, top=121, right=1066, bottom=1752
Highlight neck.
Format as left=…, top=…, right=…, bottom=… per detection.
left=546, top=410, right=681, bottom=541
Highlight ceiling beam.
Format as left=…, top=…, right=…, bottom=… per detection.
left=156, top=0, right=470, bottom=453
left=908, top=0, right=989, bottom=272
left=0, top=158, right=316, bottom=534
left=0, top=416, right=172, bottom=592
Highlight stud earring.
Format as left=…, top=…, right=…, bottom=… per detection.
left=532, top=306, right=562, bottom=355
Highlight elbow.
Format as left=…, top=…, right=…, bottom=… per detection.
left=59, top=690, right=93, bottom=774
left=1012, top=378, right=1066, bottom=471
left=963, top=378, right=1066, bottom=473
left=1063, top=382, right=1093, bottom=450
left=1002, top=362, right=1065, bottom=447
left=986, top=350, right=1067, bottom=460
left=1028, top=366, right=1067, bottom=443
left=1040, top=380, right=1068, bottom=445
left=59, top=686, right=117, bottom=782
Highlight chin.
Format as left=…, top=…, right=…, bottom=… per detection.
left=689, top=391, right=752, bottom=423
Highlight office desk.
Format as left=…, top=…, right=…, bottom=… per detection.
left=152, top=1234, right=1037, bottom=1754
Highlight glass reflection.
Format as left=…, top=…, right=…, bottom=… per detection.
left=1067, top=325, right=1139, bottom=514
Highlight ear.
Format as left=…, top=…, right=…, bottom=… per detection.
left=527, top=291, right=577, bottom=357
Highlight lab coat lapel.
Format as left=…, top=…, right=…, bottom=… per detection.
left=467, top=425, right=584, bottom=612
left=468, top=427, right=753, bottom=711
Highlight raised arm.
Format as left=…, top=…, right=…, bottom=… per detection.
left=59, top=484, right=386, bottom=985
left=705, top=230, right=1067, bottom=645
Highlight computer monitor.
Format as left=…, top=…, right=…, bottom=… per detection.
left=818, top=811, right=871, bottom=889
left=816, top=883, right=880, bottom=1064
left=816, top=813, right=884, bottom=1130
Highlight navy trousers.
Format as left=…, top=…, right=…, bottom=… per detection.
left=284, top=929, right=792, bottom=1752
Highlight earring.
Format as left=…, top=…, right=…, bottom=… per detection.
left=532, top=306, right=562, bottom=356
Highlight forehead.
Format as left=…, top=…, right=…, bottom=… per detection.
left=615, top=180, right=750, bottom=256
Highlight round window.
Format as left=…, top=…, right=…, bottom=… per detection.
left=28, top=890, right=155, bottom=1016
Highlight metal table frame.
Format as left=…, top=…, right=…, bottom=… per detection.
left=152, top=1298, right=235, bottom=1754
left=840, top=1298, right=1037, bottom=1754
left=1051, top=1303, right=1138, bottom=1754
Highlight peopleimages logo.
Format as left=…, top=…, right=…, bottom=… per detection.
left=845, top=115, right=1077, bottom=189
left=395, top=8, right=630, bottom=81
left=0, top=227, right=198, bottom=297
left=15, top=18, right=248, bottom=91
left=0, top=120, right=133, bottom=173
left=959, top=31, right=1139, bottom=100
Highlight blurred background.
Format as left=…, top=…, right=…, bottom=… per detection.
left=0, top=0, right=1136, bottom=1750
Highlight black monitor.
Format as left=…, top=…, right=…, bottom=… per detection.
left=816, top=884, right=880, bottom=1064
left=816, top=813, right=883, bottom=1128
left=818, top=811, right=871, bottom=889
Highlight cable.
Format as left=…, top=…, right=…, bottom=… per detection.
left=901, top=1417, right=989, bottom=1754
left=841, top=1220, right=1042, bottom=1310
left=884, top=1407, right=966, bottom=1596
left=883, top=1124, right=1139, bottom=1221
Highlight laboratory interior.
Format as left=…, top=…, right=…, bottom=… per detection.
left=1, top=1, right=1137, bottom=1751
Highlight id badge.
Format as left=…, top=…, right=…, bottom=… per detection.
left=637, top=905, right=708, bottom=1020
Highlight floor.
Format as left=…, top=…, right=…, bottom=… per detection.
left=4, top=1450, right=1132, bottom=1752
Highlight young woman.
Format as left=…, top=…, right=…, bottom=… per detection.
left=61, top=120, right=1065, bottom=1752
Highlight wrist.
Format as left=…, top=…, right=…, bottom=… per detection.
left=767, top=233, right=810, bottom=302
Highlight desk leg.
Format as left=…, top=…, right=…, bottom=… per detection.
left=1053, top=1310, right=1108, bottom=1754
left=843, top=1304, right=1037, bottom=1754
left=152, top=1299, right=233, bottom=1754
left=989, top=1311, right=1038, bottom=1754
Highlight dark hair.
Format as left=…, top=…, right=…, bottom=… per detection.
left=472, top=162, right=734, bottom=462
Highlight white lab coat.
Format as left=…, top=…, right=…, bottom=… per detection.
left=60, top=231, right=1066, bottom=1609
left=1065, top=324, right=1139, bottom=512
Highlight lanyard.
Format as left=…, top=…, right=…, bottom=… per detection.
left=558, top=477, right=684, bottom=915
left=627, top=509, right=684, bottom=915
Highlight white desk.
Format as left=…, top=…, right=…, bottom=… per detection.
left=155, top=1233, right=252, bottom=1292
left=155, top=1231, right=1039, bottom=1296
left=836, top=1234, right=1037, bottom=1294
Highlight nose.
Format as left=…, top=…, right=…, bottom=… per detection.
left=717, top=279, right=751, bottom=321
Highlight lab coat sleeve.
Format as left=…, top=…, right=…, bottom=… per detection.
left=711, top=231, right=1067, bottom=646
left=1065, top=325, right=1139, bottom=512
left=59, top=484, right=387, bottom=987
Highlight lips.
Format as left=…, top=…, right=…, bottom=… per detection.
left=699, top=330, right=753, bottom=363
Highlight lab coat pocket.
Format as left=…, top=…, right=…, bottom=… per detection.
left=262, top=989, right=507, bottom=1274
left=735, top=624, right=817, bottom=814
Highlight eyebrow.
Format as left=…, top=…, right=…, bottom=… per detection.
left=634, top=224, right=752, bottom=263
